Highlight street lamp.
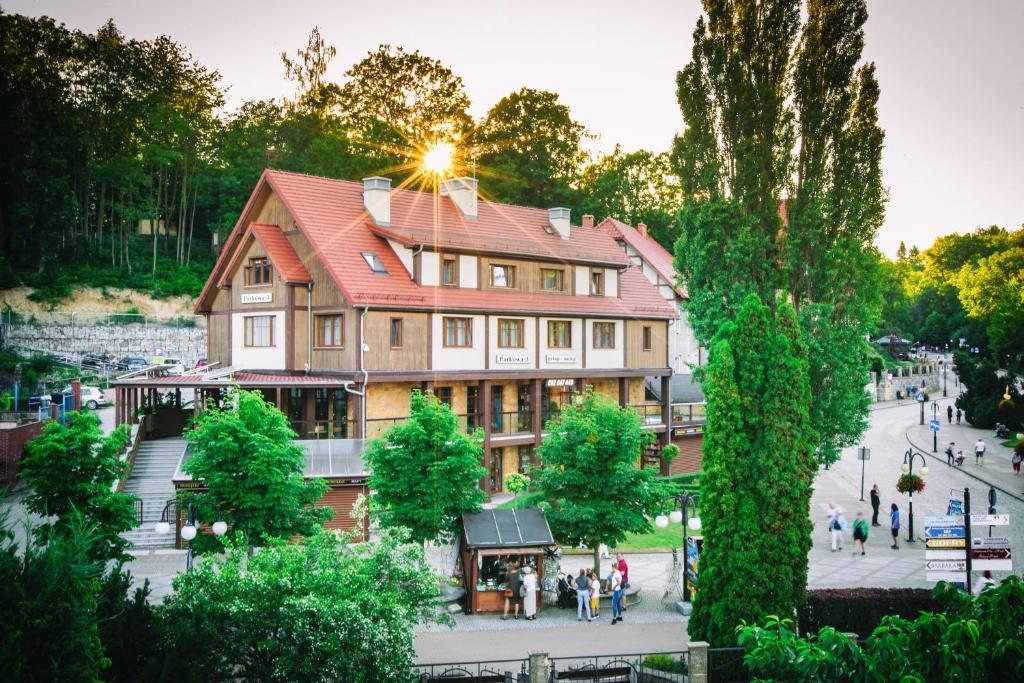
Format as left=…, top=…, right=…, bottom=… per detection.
left=155, top=497, right=227, bottom=570
left=656, top=492, right=701, bottom=602
left=941, top=360, right=948, bottom=397
left=901, top=449, right=929, bottom=543
left=931, top=401, right=939, bottom=453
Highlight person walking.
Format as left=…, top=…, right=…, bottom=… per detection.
left=890, top=503, right=901, bottom=550
left=521, top=566, right=538, bottom=620
left=502, top=562, right=522, bottom=620
left=588, top=568, right=601, bottom=619
left=826, top=503, right=843, bottom=551
left=870, top=485, right=881, bottom=526
left=574, top=568, right=592, bottom=622
left=956, top=407, right=962, bottom=424
left=973, top=570, right=996, bottom=594
left=610, top=562, right=625, bottom=624
left=945, top=442, right=956, bottom=467
left=852, top=512, right=869, bottom=556
left=974, top=438, right=986, bottom=466
left=615, top=553, right=629, bottom=612
left=1011, top=448, right=1021, bottom=475
left=947, top=405, right=953, bottom=423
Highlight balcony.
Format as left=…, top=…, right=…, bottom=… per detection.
left=671, top=401, right=707, bottom=426
left=489, top=410, right=534, bottom=438
left=629, top=403, right=665, bottom=427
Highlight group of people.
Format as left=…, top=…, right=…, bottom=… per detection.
left=944, top=438, right=988, bottom=468
left=945, top=405, right=962, bottom=424
left=501, top=561, right=539, bottom=621
left=568, top=553, right=629, bottom=624
left=827, top=487, right=903, bottom=556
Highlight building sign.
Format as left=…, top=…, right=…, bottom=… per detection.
left=240, top=292, right=273, bottom=304
left=546, top=379, right=575, bottom=388
left=545, top=353, right=578, bottom=364
left=495, top=352, right=530, bottom=365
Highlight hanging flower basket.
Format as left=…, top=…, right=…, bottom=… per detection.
left=896, top=473, right=926, bottom=494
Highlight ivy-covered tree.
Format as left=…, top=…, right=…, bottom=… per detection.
left=19, top=411, right=135, bottom=561
left=673, top=0, right=885, bottom=466
left=689, top=295, right=816, bottom=646
left=364, top=390, right=486, bottom=544
left=183, top=388, right=332, bottom=552
left=535, top=389, right=672, bottom=573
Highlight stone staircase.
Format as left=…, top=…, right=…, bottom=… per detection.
left=120, top=437, right=186, bottom=550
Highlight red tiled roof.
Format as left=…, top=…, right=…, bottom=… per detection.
left=250, top=223, right=312, bottom=283
left=197, top=169, right=677, bottom=319
left=597, top=218, right=688, bottom=299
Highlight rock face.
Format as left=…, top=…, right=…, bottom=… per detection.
left=3, top=322, right=207, bottom=368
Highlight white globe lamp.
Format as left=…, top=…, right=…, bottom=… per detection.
left=688, top=516, right=702, bottom=532
left=920, top=466, right=929, bottom=476
left=669, top=510, right=683, bottom=524
left=212, top=520, right=228, bottom=536
left=900, top=463, right=910, bottom=474
left=654, top=514, right=669, bottom=529
left=180, top=523, right=197, bottom=541
left=154, top=520, right=170, bottom=535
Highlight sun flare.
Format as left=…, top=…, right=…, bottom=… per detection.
left=422, top=142, right=454, bottom=175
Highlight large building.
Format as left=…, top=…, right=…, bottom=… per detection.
left=115, top=169, right=705, bottom=492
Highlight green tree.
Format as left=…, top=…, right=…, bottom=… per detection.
left=535, top=389, right=671, bottom=573
left=182, top=388, right=332, bottom=552
left=473, top=87, right=587, bottom=208
left=578, top=146, right=684, bottom=249
left=156, top=530, right=446, bottom=682
left=280, top=26, right=341, bottom=117
left=673, top=0, right=885, bottom=466
left=689, top=295, right=815, bottom=646
left=364, top=390, right=486, bottom=544
left=20, top=412, right=135, bottom=561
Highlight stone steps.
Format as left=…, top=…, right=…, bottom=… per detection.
left=119, top=437, right=185, bottom=550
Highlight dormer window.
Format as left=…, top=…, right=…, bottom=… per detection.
left=590, top=269, right=604, bottom=295
left=244, top=257, right=273, bottom=286
left=442, top=256, right=458, bottom=286
left=362, top=252, right=388, bottom=275
left=490, top=264, right=516, bottom=288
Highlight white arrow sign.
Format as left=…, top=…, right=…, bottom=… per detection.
left=927, top=571, right=966, bottom=582
left=970, top=514, right=1009, bottom=526
left=926, top=560, right=967, bottom=571
left=972, top=537, right=1010, bottom=548
left=926, top=550, right=965, bottom=561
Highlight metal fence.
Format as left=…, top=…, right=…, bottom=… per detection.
left=549, top=651, right=688, bottom=680
left=413, top=658, right=528, bottom=682
left=1, top=309, right=203, bottom=329
left=707, top=646, right=750, bottom=683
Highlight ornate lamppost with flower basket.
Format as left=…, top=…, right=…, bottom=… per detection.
left=898, top=449, right=929, bottom=542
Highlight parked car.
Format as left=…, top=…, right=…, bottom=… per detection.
left=194, top=358, right=209, bottom=370
left=62, top=386, right=111, bottom=410
left=154, top=357, right=184, bottom=375
left=120, top=357, right=148, bottom=373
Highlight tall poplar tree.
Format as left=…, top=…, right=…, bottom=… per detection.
left=672, top=0, right=885, bottom=466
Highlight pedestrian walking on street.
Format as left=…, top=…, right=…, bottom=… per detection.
left=945, top=442, right=956, bottom=467
left=1011, top=449, right=1021, bottom=475
left=574, top=569, right=592, bottom=622
left=956, top=408, right=962, bottom=424
left=890, top=503, right=901, bottom=550
left=610, top=562, right=625, bottom=624
left=852, top=512, right=869, bottom=556
left=870, top=485, right=881, bottom=526
left=827, top=502, right=843, bottom=551
left=974, top=438, right=986, bottom=466
left=521, top=566, right=538, bottom=620
left=947, top=405, right=953, bottom=423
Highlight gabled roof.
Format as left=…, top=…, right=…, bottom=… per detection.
left=219, top=222, right=312, bottom=286
left=196, top=170, right=677, bottom=319
left=597, top=218, right=688, bottom=300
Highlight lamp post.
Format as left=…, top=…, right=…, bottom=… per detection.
left=155, top=497, right=227, bottom=570
left=941, top=360, right=948, bottom=397
left=931, top=401, right=939, bottom=453
left=655, top=492, right=701, bottom=603
left=918, top=391, right=925, bottom=425
left=901, top=449, right=929, bottom=543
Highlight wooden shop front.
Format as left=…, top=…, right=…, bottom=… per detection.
left=460, top=508, right=556, bottom=615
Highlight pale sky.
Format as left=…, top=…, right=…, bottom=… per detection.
left=6, top=0, right=1023, bottom=256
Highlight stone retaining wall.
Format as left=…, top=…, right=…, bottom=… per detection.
left=2, top=323, right=207, bottom=368
left=871, top=361, right=946, bottom=401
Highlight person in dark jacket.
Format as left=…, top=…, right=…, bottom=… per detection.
left=947, top=405, right=953, bottom=423
left=870, top=484, right=881, bottom=526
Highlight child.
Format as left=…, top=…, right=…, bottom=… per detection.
left=588, top=568, right=601, bottom=618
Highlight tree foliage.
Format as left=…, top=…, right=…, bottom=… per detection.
left=183, top=388, right=332, bottom=552
left=155, top=530, right=446, bottom=682
left=20, top=411, right=135, bottom=561
left=673, top=0, right=885, bottom=466
left=954, top=351, right=1024, bottom=429
left=689, top=295, right=816, bottom=646
left=365, top=390, right=486, bottom=544
left=535, top=389, right=672, bottom=572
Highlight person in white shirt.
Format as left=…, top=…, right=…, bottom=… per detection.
left=521, top=566, right=538, bottom=620
left=974, top=438, right=986, bottom=466
left=826, top=503, right=843, bottom=551
left=609, top=563, right=624, bottom=624
left=973, top=570, right=996, bottom=594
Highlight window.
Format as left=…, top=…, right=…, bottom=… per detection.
left=314, top=314, right=343, bottom=347
left=361, top=252, right=388, bottom=274
left=390, top=318, right=403, bottom=348
left=436, top=386, right=453, bottom=407
left=441, top=256, right=458, bottom=286
left=497, top=318, right=524, bottom=348
left=243, top=315, right=274, bottom=347
left=593, top=322, right=615, bottom=349
left=490, top=264, right=516, bottom=288
left=547, top=320, right=571, bottom=348
left=467, top=386, right=479, bottom=431
left=244, top=257, right=272, bottom=286
left=541, top=268, right=564, bottom=292
left=443, top=317, right=472, bottom=347
left=642, top=325, right=653, bottom=351
left=518, top=445, right=534, bottom=474
left=590, top=269, right=605, bottom=295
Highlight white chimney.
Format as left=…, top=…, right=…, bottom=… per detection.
left=548, top=207, right=571, bottom=240
left=363, top=176, right=391, bottom=225
left=440, top=177, right=478, bottom=219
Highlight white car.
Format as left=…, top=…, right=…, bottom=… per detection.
left=63, top=386, right=111, bottom=410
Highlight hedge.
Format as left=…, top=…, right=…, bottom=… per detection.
left=797, top=588, right=939, bottom=638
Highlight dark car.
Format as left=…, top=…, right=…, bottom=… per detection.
left=120, top=357, right=148, bottom=373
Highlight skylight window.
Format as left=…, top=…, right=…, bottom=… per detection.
left=362, top=252, right=388, bottom=275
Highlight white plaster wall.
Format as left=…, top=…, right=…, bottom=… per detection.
left=641, top=260, right=658, bottom=285
left=670, top=309, right=703, bottom=374
left=421, top=251, right=440, bottom=286
left=659, top=283, right=676, bottom=301
left=585, top=318, right=624, bottom=369
left=539, top=317, right=582, bottom=369
left=574, top=267, right=590, bottom=296
left=459, top=254, right=478, bottom=288
left=387, top=239, right=414, bottom=277
left=231, top=312, right=285, bottom=370
left=604, top=269, right=619, bottom=297
left=431, top=314, right=486, bottom=370
left=487, top=316, right=537, bottom=369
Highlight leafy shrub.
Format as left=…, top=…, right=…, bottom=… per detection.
left=798, top=588, right=938, bottom=637
left=505, top=472, right=530, bottom=494
left=643, top=653, right=687, bottom=674
left=660, top=443, right=680, bottom=463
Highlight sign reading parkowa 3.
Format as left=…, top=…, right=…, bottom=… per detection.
left=240, top=292, right=273, bottom=304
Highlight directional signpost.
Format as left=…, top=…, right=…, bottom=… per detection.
left=929, top=418, right=940, bottom=452
left=924, top=496, right=1013, bottom=591
left=970, top=514, right=1009, bottom=526
left=924, top=514, right=967, bottom=584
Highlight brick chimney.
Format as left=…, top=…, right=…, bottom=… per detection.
left=582, top=214, right=594, bottom=229
left=637, top=222, right=648, bottom=237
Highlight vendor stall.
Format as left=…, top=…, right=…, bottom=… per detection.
left=461, top=507, right=556, bottom=615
